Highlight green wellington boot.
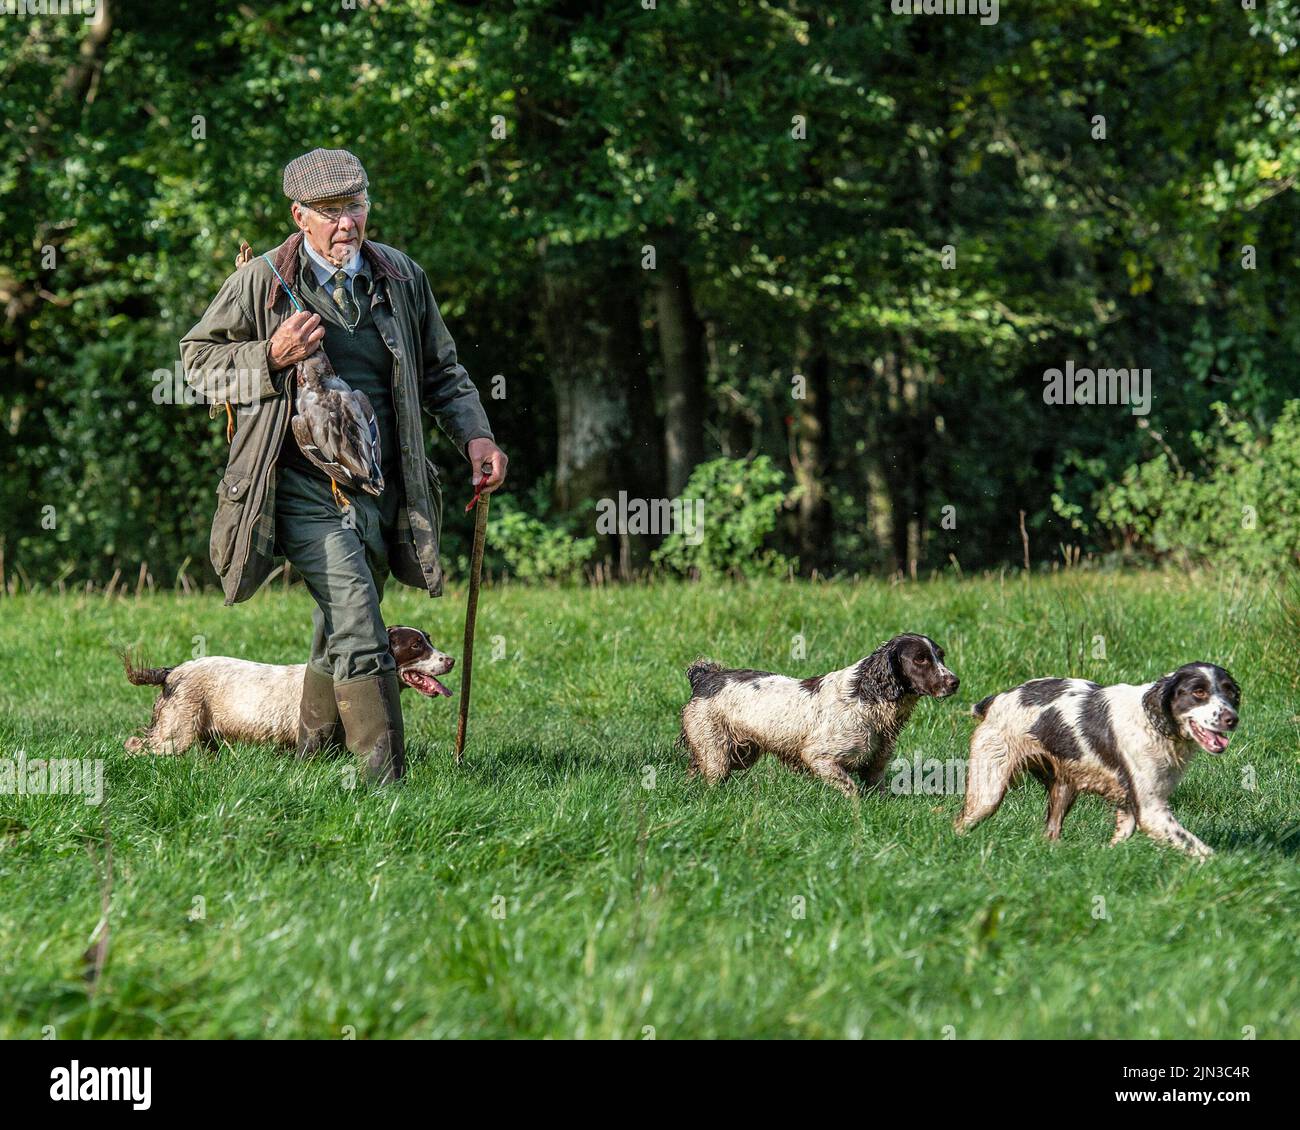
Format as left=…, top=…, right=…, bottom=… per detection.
left=334, top=671, right=407, bottom=784
left=297, top=665, right=346, bottom=757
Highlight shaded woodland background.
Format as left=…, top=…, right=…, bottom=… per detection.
left=4, top=0, right=1300, bottom=586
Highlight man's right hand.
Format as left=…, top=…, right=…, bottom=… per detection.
left=268, top=311, right=325, bottom=369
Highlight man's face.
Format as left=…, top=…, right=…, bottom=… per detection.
left=291, top=192, right=369, bottom=266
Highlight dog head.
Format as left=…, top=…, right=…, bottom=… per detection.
left=1145, top=663, right=1241, bottom=755
left=387, top=625, right=455, bottom=698
left=855, top=633, right=959, bottom=702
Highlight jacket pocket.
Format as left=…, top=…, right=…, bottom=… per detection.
left=424, top=457, right=444, bottom=545
left=210, top=470, right=252, bottom=576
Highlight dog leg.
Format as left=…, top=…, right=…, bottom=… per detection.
left=126, top=708, right=199, bottom=754
left=1139, top=806, right=1213, bottom=860
left=684, top=712, right=736, bottom=785
left=955, top=728, right=1013, bottom=832
left=1044, top=775, right=1078, bottom=840
left=808, top=758, right=859, bottom=798
left=856, top=736, right=897, bottom=795
left=1110, top=806, right=1137, bottom=846
left=126, top=729, right=193, bottom=755
left=729, top=740, right=764, bottom=775
left=129, top=689, right=204, bottom=755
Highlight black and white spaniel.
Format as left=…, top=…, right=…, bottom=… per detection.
left=957, top=663, right=1241, bottom=859
left=680, top=633, right=959, bottom=797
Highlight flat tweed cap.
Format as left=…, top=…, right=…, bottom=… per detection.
left=282, top=148, right=369, bottom=203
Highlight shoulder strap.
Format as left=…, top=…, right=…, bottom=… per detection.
left=261, top=252, right=303, bottom=313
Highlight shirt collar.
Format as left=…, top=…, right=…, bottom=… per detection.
left=302, top=238, right=370, bottom=286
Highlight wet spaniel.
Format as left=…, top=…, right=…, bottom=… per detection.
left=122, top=626, right=454, bottom=755
left=680, top=633, right=959, bottom=797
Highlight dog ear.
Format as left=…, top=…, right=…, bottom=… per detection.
left=387, top=626, right=425, bottom=668
left=852, top=638, right=908, bottom=703
left=1218, top=670, right=1242, bottom=708
left=1141, top=671, right=1181, bottom=739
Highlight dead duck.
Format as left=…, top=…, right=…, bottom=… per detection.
left=290, top=349, right=384, bottom=508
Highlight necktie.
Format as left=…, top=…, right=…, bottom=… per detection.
left=332, top=269, right=360, bottom=328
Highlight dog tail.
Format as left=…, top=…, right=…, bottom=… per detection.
left=971, top=693, right=998, bottom=720
left=120, top=649, right=174, bottom=688
left=685, top=658, right=723, bottom=695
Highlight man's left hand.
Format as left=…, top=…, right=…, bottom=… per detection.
left=466, top=438, right=508, bottom=494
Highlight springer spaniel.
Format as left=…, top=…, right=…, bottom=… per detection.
left=122, top=626, right=454, bottom=755
left=957, top=663, right=1241, bottom=858
left=680, top=633, right=959, bottom=797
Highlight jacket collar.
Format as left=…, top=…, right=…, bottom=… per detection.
left=265, top=231, right=411, bottom=309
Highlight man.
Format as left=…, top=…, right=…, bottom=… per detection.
left=180, top=148, right=507, bottom=783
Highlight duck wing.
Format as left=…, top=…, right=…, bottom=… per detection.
left=342, top=389, right=385, bottom=496
left=324, top=388, right=383, bottom=492
left=292, top=385, right=371, bottom=492
left=290, top=350, right=386, bottom=497
left=291, top=407, right=361, bottom=488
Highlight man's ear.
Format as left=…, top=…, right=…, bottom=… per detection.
left=290, top=202, right=310, bottom=233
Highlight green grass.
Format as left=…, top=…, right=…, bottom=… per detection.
left=1, top=572, right=1297, bottom=1039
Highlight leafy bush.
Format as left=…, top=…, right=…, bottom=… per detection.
left=653, top=456, right=793, bottom=579
left=1089, top=400, right=1300, bottom=571
left=486, top=494, right=595, bottom=582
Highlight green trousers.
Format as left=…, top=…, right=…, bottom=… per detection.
left=274, top=464, right=401, bottom=683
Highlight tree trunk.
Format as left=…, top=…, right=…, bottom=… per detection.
left=791, top=324, right=833, bottom=573
left=651, top=236, right=707, bottom=496
left=537, top=238, right=661, bottom=569
left=872, top=346, right=930, bottom=577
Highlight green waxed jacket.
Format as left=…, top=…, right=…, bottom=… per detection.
left=180, top=233, right=494, bottom=605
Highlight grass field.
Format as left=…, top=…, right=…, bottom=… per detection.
left=0, top=571, right=1297, bottom=1039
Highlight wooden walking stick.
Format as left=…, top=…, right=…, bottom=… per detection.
left=454, top=460, right=493, bottom=765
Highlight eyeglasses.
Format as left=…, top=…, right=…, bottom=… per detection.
left=301, top=199, right=370, bottom=224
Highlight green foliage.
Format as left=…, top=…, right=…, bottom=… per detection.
left=1092, top=401, right=1300, bottom=571
left=653, top=456, right=792, bottom=578
left=5, top=2, right=1300, bottom=583
left=486, top=495, right=595, bottom=583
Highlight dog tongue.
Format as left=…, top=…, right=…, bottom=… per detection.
left=1193, top=724, right=1231, bottom=753
left=404, top=671, right=452, bottom=697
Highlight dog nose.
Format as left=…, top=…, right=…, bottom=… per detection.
left=445, top=657, right=455, bottom=669
left=1221, top=711, right=1238, bottom=730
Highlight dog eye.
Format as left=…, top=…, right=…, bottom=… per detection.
left=1193, top=688, right=1208, bottom=700
left=916, top=656, right=931, bottom=666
